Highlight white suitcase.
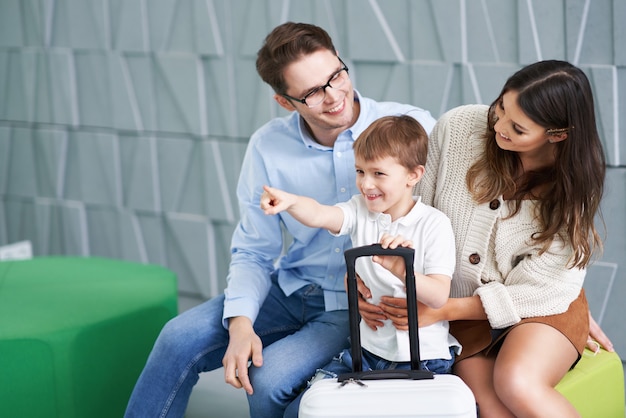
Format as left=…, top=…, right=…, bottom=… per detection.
left=299, top=374, right=477, bottom=417
left=299, top=244, right=477, bottom=418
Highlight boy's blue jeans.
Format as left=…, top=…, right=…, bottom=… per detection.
left=283, top=346, right=455, bottom=418
left=124, top=275, right=350, bottom=418
left=324, top=345, right=455, bottom=376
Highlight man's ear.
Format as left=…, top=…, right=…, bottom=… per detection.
left=408, top=165, right=425, bottom=187
left=274, top=94, right=297, bottom=112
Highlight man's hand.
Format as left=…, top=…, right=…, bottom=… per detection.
left=222, top=316, right=264, bottom=395
left=354, top=272, right=410, bottom=330
left=352, top=273, right=386, bottom=330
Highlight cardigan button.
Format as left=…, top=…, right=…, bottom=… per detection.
left=469, top=253, right=481, bottom=265
left=489, top=199, right=501, bottom=210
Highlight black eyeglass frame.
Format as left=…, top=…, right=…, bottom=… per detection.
left=281, top=57, right=350, bottom=107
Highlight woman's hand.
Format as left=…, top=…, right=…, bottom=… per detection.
left=587, top=311, right=614, bottom=353
left=354, top=273, right=388, bottom=330
left=377, top=296, right=444, bottom=330
left=377, top=296, right=409, bottom=331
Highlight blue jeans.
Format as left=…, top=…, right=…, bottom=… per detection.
left=283, top=346, right=456, bottom=418
left=124, top=276, right=350, bottom=418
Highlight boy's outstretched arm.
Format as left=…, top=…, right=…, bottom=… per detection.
left=260, top=185, right=344, bottom=234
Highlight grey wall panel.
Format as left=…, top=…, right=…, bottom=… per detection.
left=408, top=1, right=449, bottom=62
left=0, top=0, right=46, bottom=48
left=4, top=127, right=66, bottom=199
left=609, top=66, right=626, bottom=167
left=157, top=136, right=201, bottom=213
left=2, top=197, right=88, bottom=256
left=353, top=63, right=412, bottom=104
left=64, top=131, right=120, bottom=206
left=164, top=213, right=216, bottom=297
left=6, top=128, right=39, bottom=198
left=108, top=0, right=149, bottom=52
left=234, top=57, right=277, bottom=138
left=346, top=2, right=406, bottom=62
left=200, top=140, right=242, bottom=223
left=518, top=0, right=566, bottom=63
left=50, top=0, right=108, bottom=49
left=124, top=54, right=159, bottom=132
left=86, top=206, right=140, bottom=259
left=0, top=0, right=23, bottom=47
left=616, top=0, right=626, bottom=66
left=32, top=129, right=67, bottom=199
left=0, top=127, right=9, bottom=195
left=75, top=52, right=114, bottom=128
left=586, top=167, right=626, bottom=355
left=202, top=57, right=238, bottom=137
left=588, top=66, right=620, bottom=166
left=135, top=211, right=168, bottom=265
left=0, top=51, right=28, bottom=121
left=119, top=134, right=160, bottom=212
left=566, top=0, right=615, bottom=64
left=154, top=54, right=203, bottom=134
left=33, top=51, right=76, bottom=125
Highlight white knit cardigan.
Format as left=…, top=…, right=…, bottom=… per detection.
left=417, top=104, right=585, bottom=329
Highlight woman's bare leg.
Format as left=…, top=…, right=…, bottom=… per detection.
left=454, top=354, right=515, bottom=418
left=493, top=323, right=580, bottom=417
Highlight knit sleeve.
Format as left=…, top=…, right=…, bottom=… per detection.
left=475, top=237, right=586, bottom=329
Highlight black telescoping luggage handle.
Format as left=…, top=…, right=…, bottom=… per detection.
left=338, top=243, right=434, bottom=382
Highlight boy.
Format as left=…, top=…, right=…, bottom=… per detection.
left=261, top=115, right=460, bottom=406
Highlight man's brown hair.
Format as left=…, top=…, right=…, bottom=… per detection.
left=256, top=22, right=337, bottom=94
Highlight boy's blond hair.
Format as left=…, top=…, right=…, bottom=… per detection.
left=353, top=115, right=428, bottom=170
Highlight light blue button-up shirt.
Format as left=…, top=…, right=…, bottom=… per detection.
left=223, top=91, right=436, bottom=326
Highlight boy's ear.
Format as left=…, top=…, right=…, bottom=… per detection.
left=408, top=165, right=425, bottom=187
left=274, top=94, right=297, bottom=112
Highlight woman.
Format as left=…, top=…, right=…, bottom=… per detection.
left=359, top=60, right=611, bottom=417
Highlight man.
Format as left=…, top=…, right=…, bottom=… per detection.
left=124, top=21, right=436, bottom=418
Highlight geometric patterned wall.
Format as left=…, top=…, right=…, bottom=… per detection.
left=1, top=0, right=624, bottom=357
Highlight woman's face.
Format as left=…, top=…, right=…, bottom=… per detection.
left=493, top=91, right=556, bottom=168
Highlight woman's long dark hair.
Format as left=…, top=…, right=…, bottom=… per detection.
left=466, top=60, right=605, bottom=268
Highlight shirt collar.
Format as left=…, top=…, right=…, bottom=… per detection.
left=366, top=196, right=423, bottom=226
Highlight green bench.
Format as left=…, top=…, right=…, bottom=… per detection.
left=0, top=257, right=178, bottom=418
left=557, top=347, right=624, bottom=417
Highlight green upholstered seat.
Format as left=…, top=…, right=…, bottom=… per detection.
left=557, top=348, right=624, bottom=417
left=0, top=257, right=178, bottom=418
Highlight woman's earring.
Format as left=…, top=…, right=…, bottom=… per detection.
left=548, top=139, right=554, bottom=144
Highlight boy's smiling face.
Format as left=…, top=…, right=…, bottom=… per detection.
left=355, top=155, right=422, bottom=221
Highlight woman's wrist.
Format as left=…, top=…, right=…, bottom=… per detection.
left=442, top=298, right=458, bottom=321
left=445, top=295, right=486, bottom=322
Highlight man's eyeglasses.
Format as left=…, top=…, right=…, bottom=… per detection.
left=281, top=58, right=350, bottom=108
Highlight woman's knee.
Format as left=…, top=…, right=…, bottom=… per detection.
left=492, top=362, right=528, bottom=403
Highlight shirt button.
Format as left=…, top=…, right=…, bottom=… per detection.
left=337, top=151, right=342, bottom=157
left=340, top=187, right=346, bottom=193
left=335, top=248, right=341, bottom=253
left=469, top=253, right=481, bottom=264
left=489, top=199, right=500, bottom=210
